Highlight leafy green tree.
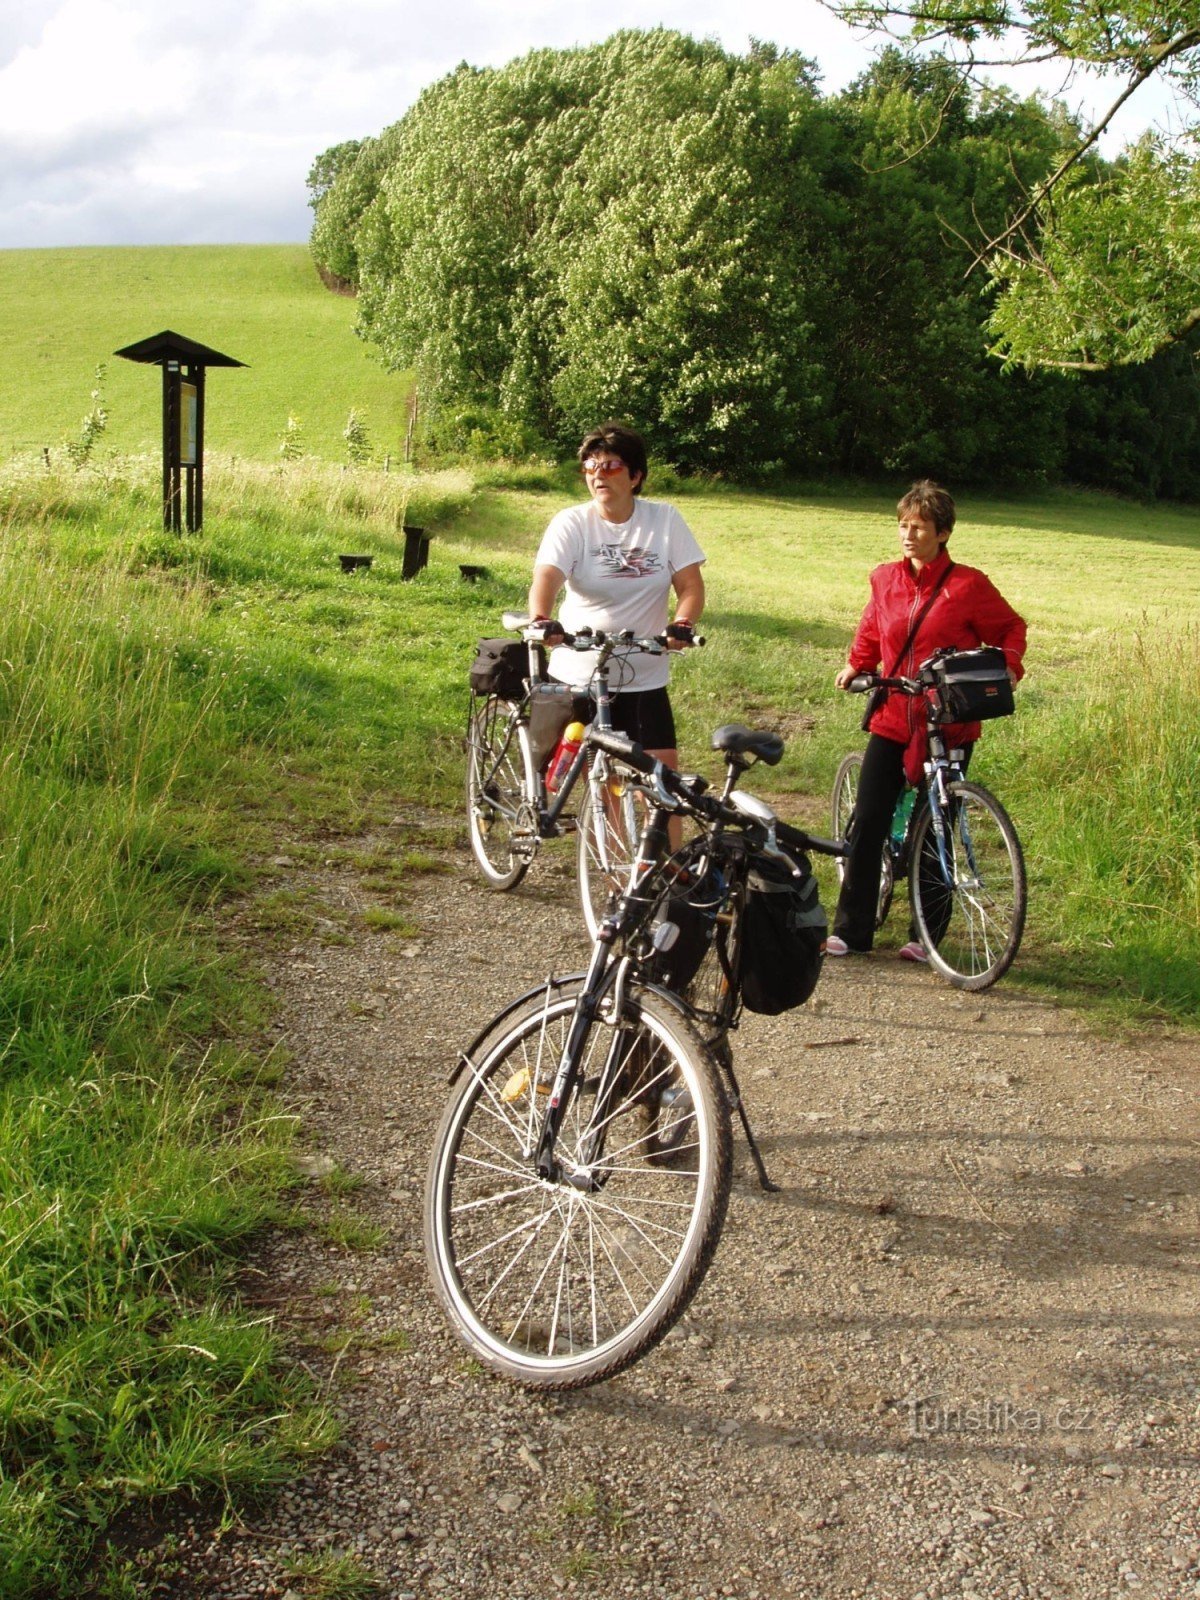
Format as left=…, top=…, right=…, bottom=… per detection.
left=822, top=0, right=1200, bottom=366
left=309, top=130, right=404, bottom=285
left=307, top=26, right=1200, bottom=493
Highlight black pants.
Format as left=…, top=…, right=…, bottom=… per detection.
left=833, top=733, right=972, bottom=951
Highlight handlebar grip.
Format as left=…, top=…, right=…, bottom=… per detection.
left=848, top=673, right=877, bottom=694
left=585, top=728, right=715, bottom=811
left=585, top=727, right=655, bottom=774
left=777, top=819, right=845, bottom=859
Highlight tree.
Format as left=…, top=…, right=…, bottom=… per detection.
left=823, top=0, right=1200, bottom=367
left=307, top=27, right=1200, bottom=494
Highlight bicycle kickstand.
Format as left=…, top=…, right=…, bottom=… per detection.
left=718, top=1053, right=780, bottom=1193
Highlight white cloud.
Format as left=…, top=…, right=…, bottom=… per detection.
left=0, top=0, right=1187, bottom=248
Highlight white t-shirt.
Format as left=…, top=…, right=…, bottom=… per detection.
left=534, top=499, right=705, bottom=691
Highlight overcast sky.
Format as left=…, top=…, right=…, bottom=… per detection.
left=0, top=0, right=1186, bottom=250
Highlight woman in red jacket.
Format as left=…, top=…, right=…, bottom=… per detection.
left=828, top=481, right=1027, bottom=960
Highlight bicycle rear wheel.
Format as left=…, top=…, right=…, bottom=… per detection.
left=425, top=987, right=731, bottom=1389
left=577, top=753, right=647, bottom=938
left=909, top=780, right=1026, bottom=990
left=830, top=750, right=893, bottom=928
left=465, top=695, right=537, bottom=890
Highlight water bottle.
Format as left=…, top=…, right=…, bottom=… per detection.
left=546, top=722, right=586, bottom=793
left=890, top=786, right=916, bottom=844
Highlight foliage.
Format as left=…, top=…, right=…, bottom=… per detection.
left=308, top=28, right=1199, bottom=495
left=309, top=130, right=405, bottom=286
left=279, top=413, right=305, bottom=461
left=988, top=139, right=1200, bottom=368
left=343, top=406, right=371, bottom=466
left=824, top=0, right=1200, bottom=367
left=63, top=362, right=109, bottom=468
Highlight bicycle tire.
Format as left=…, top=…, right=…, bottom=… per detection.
left=425, top=987, right=732, bottom=1389
left=830, top=750, right=893, bottom=928
left=577, top=752, right=646, bottom=939
left=465, top=695, right=537, bottom=891
left=908, top=779, right=1026, bottom=991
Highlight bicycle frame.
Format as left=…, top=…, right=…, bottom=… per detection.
left=889, top=697, right=967, bottom=888
left=528, top=732, right=841, bottom=1192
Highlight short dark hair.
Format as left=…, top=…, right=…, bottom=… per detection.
left=578, top=423, right=648, bottom=493
left=897, top=479, right=956, bottom=536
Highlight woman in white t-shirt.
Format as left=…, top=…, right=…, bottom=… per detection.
left=527, top=422, right=705, bottom=772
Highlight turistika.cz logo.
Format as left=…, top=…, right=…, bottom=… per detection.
left=906, top=1396, right=1097, bottom=1437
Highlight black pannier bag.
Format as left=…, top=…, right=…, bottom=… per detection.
left=738, top=850, right=827, bottom=1015
left=647, top=861, right=728, bottom=995
left=527, top=681, right=577, bottom=770
left=469, top=637, right=543, bottom=700
left=930, top=646, right=1014, bottom=724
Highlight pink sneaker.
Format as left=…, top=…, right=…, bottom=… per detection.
left=898, top=940, right=928, bottom=963
left=826, top=936, right=868, bottom=956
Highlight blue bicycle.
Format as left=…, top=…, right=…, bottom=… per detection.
left=832, top=650, right=1026, bottom=990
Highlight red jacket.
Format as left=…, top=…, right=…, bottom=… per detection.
left=848, top=549, right=1027, bottom=751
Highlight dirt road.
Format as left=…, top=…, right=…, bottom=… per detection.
left=168, top=821, right=1199, bottom=1600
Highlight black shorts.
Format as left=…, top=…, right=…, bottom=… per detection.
left=570, top=686, right=677, bottom=751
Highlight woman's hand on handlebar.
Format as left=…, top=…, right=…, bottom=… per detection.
left=835, top=664, right=861, bottom=690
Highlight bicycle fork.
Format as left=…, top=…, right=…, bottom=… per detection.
left=534, top=808, right=671, bottom=1187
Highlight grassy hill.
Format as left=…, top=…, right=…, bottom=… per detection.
left=0, top=244, right=411, bottom=464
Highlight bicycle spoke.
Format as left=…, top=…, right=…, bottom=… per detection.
left=465, top=696, right=535, bottom=891
left=425, top=990, right=731, bottom=1387
left=911, top=781, right=1026, bottom=991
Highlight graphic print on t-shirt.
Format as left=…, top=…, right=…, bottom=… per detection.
left=598, top=544, right=663, bottom=578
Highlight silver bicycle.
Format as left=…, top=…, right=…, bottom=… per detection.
left=464, top=613, right=696, bottom=936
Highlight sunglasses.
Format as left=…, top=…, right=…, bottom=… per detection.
left=581, top=457, right=628, bottom=476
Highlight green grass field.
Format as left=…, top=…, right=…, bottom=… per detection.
left=0, top=245, right=412, bottom=464
left=0, top=243, right=1198, bottom=1596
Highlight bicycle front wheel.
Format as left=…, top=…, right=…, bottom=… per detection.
left=465, top=695, right=537, bottom=891
left=425, top=988, right=732, bottom=1389
left=909, top=780, right=1026, bottom=990
left=577, top=753, right=646, bottom=939
left=830, top=750, right=893, bottom=928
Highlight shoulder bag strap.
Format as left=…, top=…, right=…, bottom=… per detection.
left=884, top=560, right=954, bottom=679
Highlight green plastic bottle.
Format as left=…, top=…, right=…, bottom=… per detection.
left=890, top=787, right=916, bottom=844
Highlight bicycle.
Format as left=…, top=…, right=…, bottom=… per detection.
left=464, top=612, right=698, bottom=936
left=831, top=648, right=1027, bottom=990
left=427, top=721, right=841, bottom=1389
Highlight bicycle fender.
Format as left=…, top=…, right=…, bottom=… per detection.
left=449, top=974, right=588, bottom=1084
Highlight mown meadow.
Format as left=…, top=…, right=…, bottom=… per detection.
left=0, top=245, right=412, bottom=466
left=0, top=245, right=1197, bottom=1596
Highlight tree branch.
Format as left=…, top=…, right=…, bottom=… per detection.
left=967, top=29, right=1200, bottom=274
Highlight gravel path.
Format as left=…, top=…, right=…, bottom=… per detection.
left=164, top=815, right=1199, bottom=1600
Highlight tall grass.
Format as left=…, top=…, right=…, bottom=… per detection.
left=999, top=626, right=1200, bottom=1017
left=0, top=519, right=334, bottom=1595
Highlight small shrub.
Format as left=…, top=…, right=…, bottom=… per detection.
left=279, top=415, right=305, bottom=462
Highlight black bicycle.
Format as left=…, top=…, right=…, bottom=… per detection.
left=427, top=722, right=839, bottom=1389
left=831, top=649, right=1027, bottom=990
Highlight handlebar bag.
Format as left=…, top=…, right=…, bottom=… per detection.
left=930, top=647, right=1013, bottom=724
left=469, top=638, right=544, bottom=700
left=739, top=850, right=827, bottom=1015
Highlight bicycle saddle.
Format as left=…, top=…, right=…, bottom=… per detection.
left=710, top=724, right=785, bottom=766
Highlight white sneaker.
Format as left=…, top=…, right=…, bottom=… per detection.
left=898, top=940, right=928, bottom=963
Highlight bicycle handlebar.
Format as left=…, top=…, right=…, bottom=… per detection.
left=499, top=612, right=705, bottom=652
left=847, top=670, right=922, bottom=696
left=585, top=727, right=845, bottom=859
